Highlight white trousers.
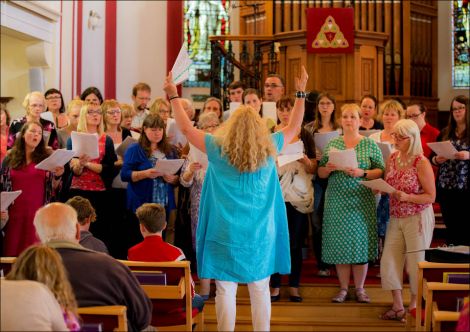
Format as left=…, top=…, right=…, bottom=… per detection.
left=215, top=277, right=271, bottom=331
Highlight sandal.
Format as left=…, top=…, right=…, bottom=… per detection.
left=331, top=288, right=348, bottom=303
left=355, top=288, right=371, bottom=303
left=380, top=308, right=406, bottom=322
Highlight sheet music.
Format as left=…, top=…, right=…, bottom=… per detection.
left=154, top=159, right=185, bottom=175
left=377, top=142, right=393, bottom=162
left=262, top=102, right=277, bottom=128
left=171, top=44, right=193, bottom=85
left=427, top=141, right=458, bottom=160
left=115, top=136, right=137, bottom=157
left=359, top=129, right=381, bottom=137
left=314, top=131, right=340, bottom=153
left=360, top=178, right=396, bottom=194
left=228, top=102, right=241, bottom=118
left=71, top=132, right=99, bottom=159
left=35, top=149, right=76, bottom=171
left=1, top=191, right=22, bottom=211
left=329, top=148, right=358, bottom=169
left=40, top=111, right=55, bottom=123
left=188, top=143, right=208, bottom=169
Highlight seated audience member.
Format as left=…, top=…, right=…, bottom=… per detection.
left=1, top=279, right=67, bottom=331
left=381, top=119, right=435, bottom=321
left=128, top=203, right=204, bottom=312
left=66, top=196, right=109, bottom=254
left=1, top=121, right=64, bottom=257
left=33, top=202, right=152, bottom=332
left=359, top=94, right=384, bottom=130
left=58, top=99, right=83, bottom=149
left=8, top=91, right=59, bottom=150
left=406, top=103, right=439, bottom=159
left=45, top=88, right=68, bottom=130
left=6, top=245, right=80, bottom=331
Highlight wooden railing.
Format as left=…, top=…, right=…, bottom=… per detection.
left=209, top=0, right=439, bottom=122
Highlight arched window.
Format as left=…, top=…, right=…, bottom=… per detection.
left=452, top=0, right=469, bottom=88
left=183, top=0, right=231, bottom=87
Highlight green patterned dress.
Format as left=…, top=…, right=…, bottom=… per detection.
left=319, top=137, right=385, bottom=264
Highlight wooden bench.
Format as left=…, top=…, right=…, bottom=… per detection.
left=0, top=256, right=16, bottom=277
left=77, top=305, right=128, bottom=332
left=412, top=262, right=469, bottom=331
left=120, top=260, right=204, bottom=331
left=432, top=302, right=461, bottom=332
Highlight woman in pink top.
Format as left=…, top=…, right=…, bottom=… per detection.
left=380, top=119, right=435, bottom=321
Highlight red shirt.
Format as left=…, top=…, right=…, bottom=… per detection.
left=420, top=123, right=440, bottom=159
left=128, top=235, right=185, bottom=262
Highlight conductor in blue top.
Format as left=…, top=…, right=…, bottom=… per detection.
left=164, top=66, right=309, bottom=331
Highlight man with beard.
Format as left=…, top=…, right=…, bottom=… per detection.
left=131, top=82, right=151, bottom=131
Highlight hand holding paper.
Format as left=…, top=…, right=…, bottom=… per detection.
left=35, top=149, right=76, bottom=171
left=329, top=148, right=358, bottom=169
left=171, top=44, right=193, bottom=85
left=427, top=141, right=458, bottom=160
left=360, top=179, right=396, bottom=194
left=154, top=159, right=185, bottom=175
left=71, top=132, right=99, bottom=159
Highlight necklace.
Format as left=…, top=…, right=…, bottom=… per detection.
left=397, top=153, right=412, bottom=168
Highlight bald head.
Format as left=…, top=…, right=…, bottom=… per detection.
left=34, top=203, right=79, bottom=243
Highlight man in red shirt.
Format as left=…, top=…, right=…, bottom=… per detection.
left=128, top=203, right=204, bottom=311
left=406, top=103, right=440, bottom=159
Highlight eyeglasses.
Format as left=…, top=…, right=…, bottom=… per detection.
left=319, top=102, right=333, bottom=107
left=202, top=124, right=218, bottom=130
left=87, top=110, right=102, bottom=116
left=264, top=84, right=283, bottom=89
left=406, top=112, right=422, bottom=119
left=106, top=109, right=121, bottom=115
left=46, top=96, right=61, bottom=100
left=391, top=133, right=410, bottom=141
left=452, top=105, right=466, bottom=112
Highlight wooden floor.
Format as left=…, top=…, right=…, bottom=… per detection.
left=197, top=283, right=410, bottom=331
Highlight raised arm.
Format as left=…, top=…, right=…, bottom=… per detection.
left=163, top=73, right=206, bottom=152
left=279, top=65, right=309, bottom=149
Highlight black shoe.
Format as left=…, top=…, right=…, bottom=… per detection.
left=289, top=295, right=303, bottom=302
left=270, top=294, right=281, bottom=302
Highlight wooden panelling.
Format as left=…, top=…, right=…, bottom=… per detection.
left=361, top=58, right=374, bottom=97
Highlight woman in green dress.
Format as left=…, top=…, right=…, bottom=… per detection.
left=318, top=103, right=385, bottom=304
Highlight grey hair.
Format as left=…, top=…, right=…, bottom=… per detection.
left=197, top=111, right=220, bottom=129
left=180, top=98, right=195, bottom=120
left=34, top=203, right=78, bottom=243
left=393, top=119, right=423, bottom=156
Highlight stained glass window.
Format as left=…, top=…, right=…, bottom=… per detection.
left=183, top=0, right=231, bottom=88
left=452, top=0, right=469, bottom=88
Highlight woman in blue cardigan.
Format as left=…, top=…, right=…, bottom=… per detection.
left=121, top=114, right=179, bottom=245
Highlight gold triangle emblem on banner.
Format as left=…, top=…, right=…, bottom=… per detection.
left=312, top=15, right=349, bottom=49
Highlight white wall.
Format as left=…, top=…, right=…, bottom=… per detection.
left=116, top=1, right=167, bottom=104
left=437, top=1, right=469, bottom=110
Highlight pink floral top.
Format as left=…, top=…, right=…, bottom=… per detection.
left=385, top=151, right=431, bottom=218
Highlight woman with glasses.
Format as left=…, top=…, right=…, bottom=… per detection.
left=1, top=122, right=64, bottom=256
left=369, top=100, right=405, bottom=264
left=309, top=92, right=341, bottom=278
left=66, top=102, right=117, bottom=248
left=359, top=94, right=384, bottom=130
left=380, top=119, right=435, bottom=321
left=180, top=111, right=220, bottom=300
left=318, top=103, right=384, bottom=304
left=8, top=92, right=59, bottom=150
left=431, top=95, right=469, bottom=246
left=45, top=88, right=68, bottom=130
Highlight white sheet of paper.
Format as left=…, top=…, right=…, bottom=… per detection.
left=359, top=129, right=381, bottom=137
left=278, top=153, right=304, bottom=167
left=360, top=178, right=396, bottom=194
left=166, top=119, right=190, bottom=147
left=35, top=149, right=76, bottom=171
left=1, top=190, right=22, bottom=211
left=329, top=148, right=358, bottom=169
left=171, top=44, right=192, bottom=85
left=130, top=130, right=141, bottom=140
left=262, top=102, right=277, bottom=127
left=427, top=141, right=458, bottom=160
left=115, top=136, right=137, bottom=157
left=42, top=131, right=51, bottom=145
left=377, top=142, right=393, bottom=162
left=71, top=131, right=99, bottom=159
left=40, top=111, right=55, bottom=123
left=228, top=102, right=241, bottom=118
left=314, top=131, right=340, bottom=153
left=280, top=140, right=304, bottom=156
left=154, top=159, right=185, bottom=175
left=188, top=143, right=208, bottom=169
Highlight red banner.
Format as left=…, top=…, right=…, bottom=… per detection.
left=306, top=8, right=354, bottom=54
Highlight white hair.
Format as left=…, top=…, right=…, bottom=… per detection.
left=34, top=203, right=78, bottom=243
left=180, top=98, right=195, bottom=120
left=393, top=119, right=423, bottom=156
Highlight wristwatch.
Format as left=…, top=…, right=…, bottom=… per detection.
left=295, top=91, right=306, bottom=98
left=362, top=170, right=368, bottom=178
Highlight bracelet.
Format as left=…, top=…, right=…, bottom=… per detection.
left=295, top=91, right=306, bottom=99
left=169, top=95, right=180, bottom=101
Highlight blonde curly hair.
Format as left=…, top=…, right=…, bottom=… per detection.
left=214, top=105, right=276, bottom=172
